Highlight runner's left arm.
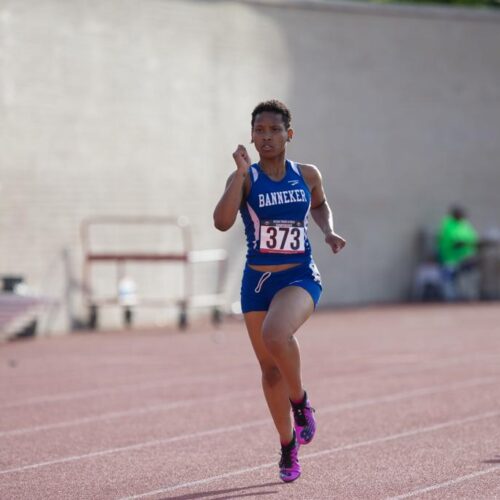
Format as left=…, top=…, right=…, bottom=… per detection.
left=302, top=164, right=346, bottom=254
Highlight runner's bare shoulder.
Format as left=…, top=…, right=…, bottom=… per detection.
left=296, top=163, right=322, bottom=191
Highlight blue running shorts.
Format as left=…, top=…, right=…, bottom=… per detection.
left=241, top=260, right=322, bottom=313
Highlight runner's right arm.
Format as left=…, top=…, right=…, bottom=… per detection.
left=213, top=145, right=251, bottom=231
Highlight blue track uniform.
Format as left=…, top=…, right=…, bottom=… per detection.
left=240, top=160, right=322, bottom=312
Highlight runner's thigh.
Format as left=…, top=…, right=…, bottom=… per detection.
left=263, top=286, right=314, bottom=340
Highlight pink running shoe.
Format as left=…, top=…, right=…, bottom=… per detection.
left=279, top=433, right=301, bottom=482
left=291, top=392, right=316, bottom=445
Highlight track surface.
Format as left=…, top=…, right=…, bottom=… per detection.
left=1, top=304, right=500, bottom=499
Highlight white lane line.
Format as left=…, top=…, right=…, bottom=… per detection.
left=2, top=350, right=497, bottom=411
left=0, top=376, right=495, bottom=475
left=0, top=371, right=247, bottom=409
left=387, top=465, right=500, bottom=499
left=320, top=376, right=497, bottom=413
left=0, top=420, right=268, bottom=476
left=0, top=389, right=259, bottom=438
left=119, top=410, right=500, bottom=499
left=0, top=375, right=494, bottom=438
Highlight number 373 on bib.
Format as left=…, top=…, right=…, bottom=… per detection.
left=259, top=220, right=306, bottom=254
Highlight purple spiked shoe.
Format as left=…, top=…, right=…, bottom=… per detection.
left=291, top=391, right=316, bottom=445
left=279, top=431, right=301, bottom=482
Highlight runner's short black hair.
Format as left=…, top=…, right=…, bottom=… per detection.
left=251, top=100, right=291, bottom=130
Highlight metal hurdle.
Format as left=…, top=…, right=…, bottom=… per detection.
left=80, top=216, right=228, bottom=329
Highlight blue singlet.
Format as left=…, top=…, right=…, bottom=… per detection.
left=239, top=160, right=313, bottom=266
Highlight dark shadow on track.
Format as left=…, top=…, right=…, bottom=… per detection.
left=482, top=455, right=500, bottom=464
left=162, top=481, right=282, bottom=499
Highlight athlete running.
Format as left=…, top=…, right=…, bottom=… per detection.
left=213, top=100, right=346, bottom=482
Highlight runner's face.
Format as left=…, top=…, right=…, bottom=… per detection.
left=251, top=112, right=292, bottom=159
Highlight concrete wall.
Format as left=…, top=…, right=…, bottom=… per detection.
left=1, top=0, right=499, bottom=332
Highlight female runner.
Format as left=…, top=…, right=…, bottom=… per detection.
left=213, top=100, right=346, bottom=482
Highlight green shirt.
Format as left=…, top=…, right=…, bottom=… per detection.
left=438, top=215, right=478, bottom=266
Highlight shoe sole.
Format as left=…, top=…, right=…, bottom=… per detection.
left=280, top=471, right=301, bottom=482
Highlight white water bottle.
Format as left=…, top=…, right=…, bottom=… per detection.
left=118, top=277, right=137, bottom=306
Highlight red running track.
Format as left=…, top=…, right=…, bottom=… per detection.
left=1, top=304, right=500, bottom=499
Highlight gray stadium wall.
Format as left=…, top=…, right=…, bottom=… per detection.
left=1, top=0, right=500, bottom=332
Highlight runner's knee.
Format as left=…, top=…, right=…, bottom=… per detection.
left=262, top=321, right=292, bottom=355
left=260, top=363, right=282, bottom=387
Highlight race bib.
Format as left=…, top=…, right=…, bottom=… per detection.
left=259, top=220, right=305, bottom=254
